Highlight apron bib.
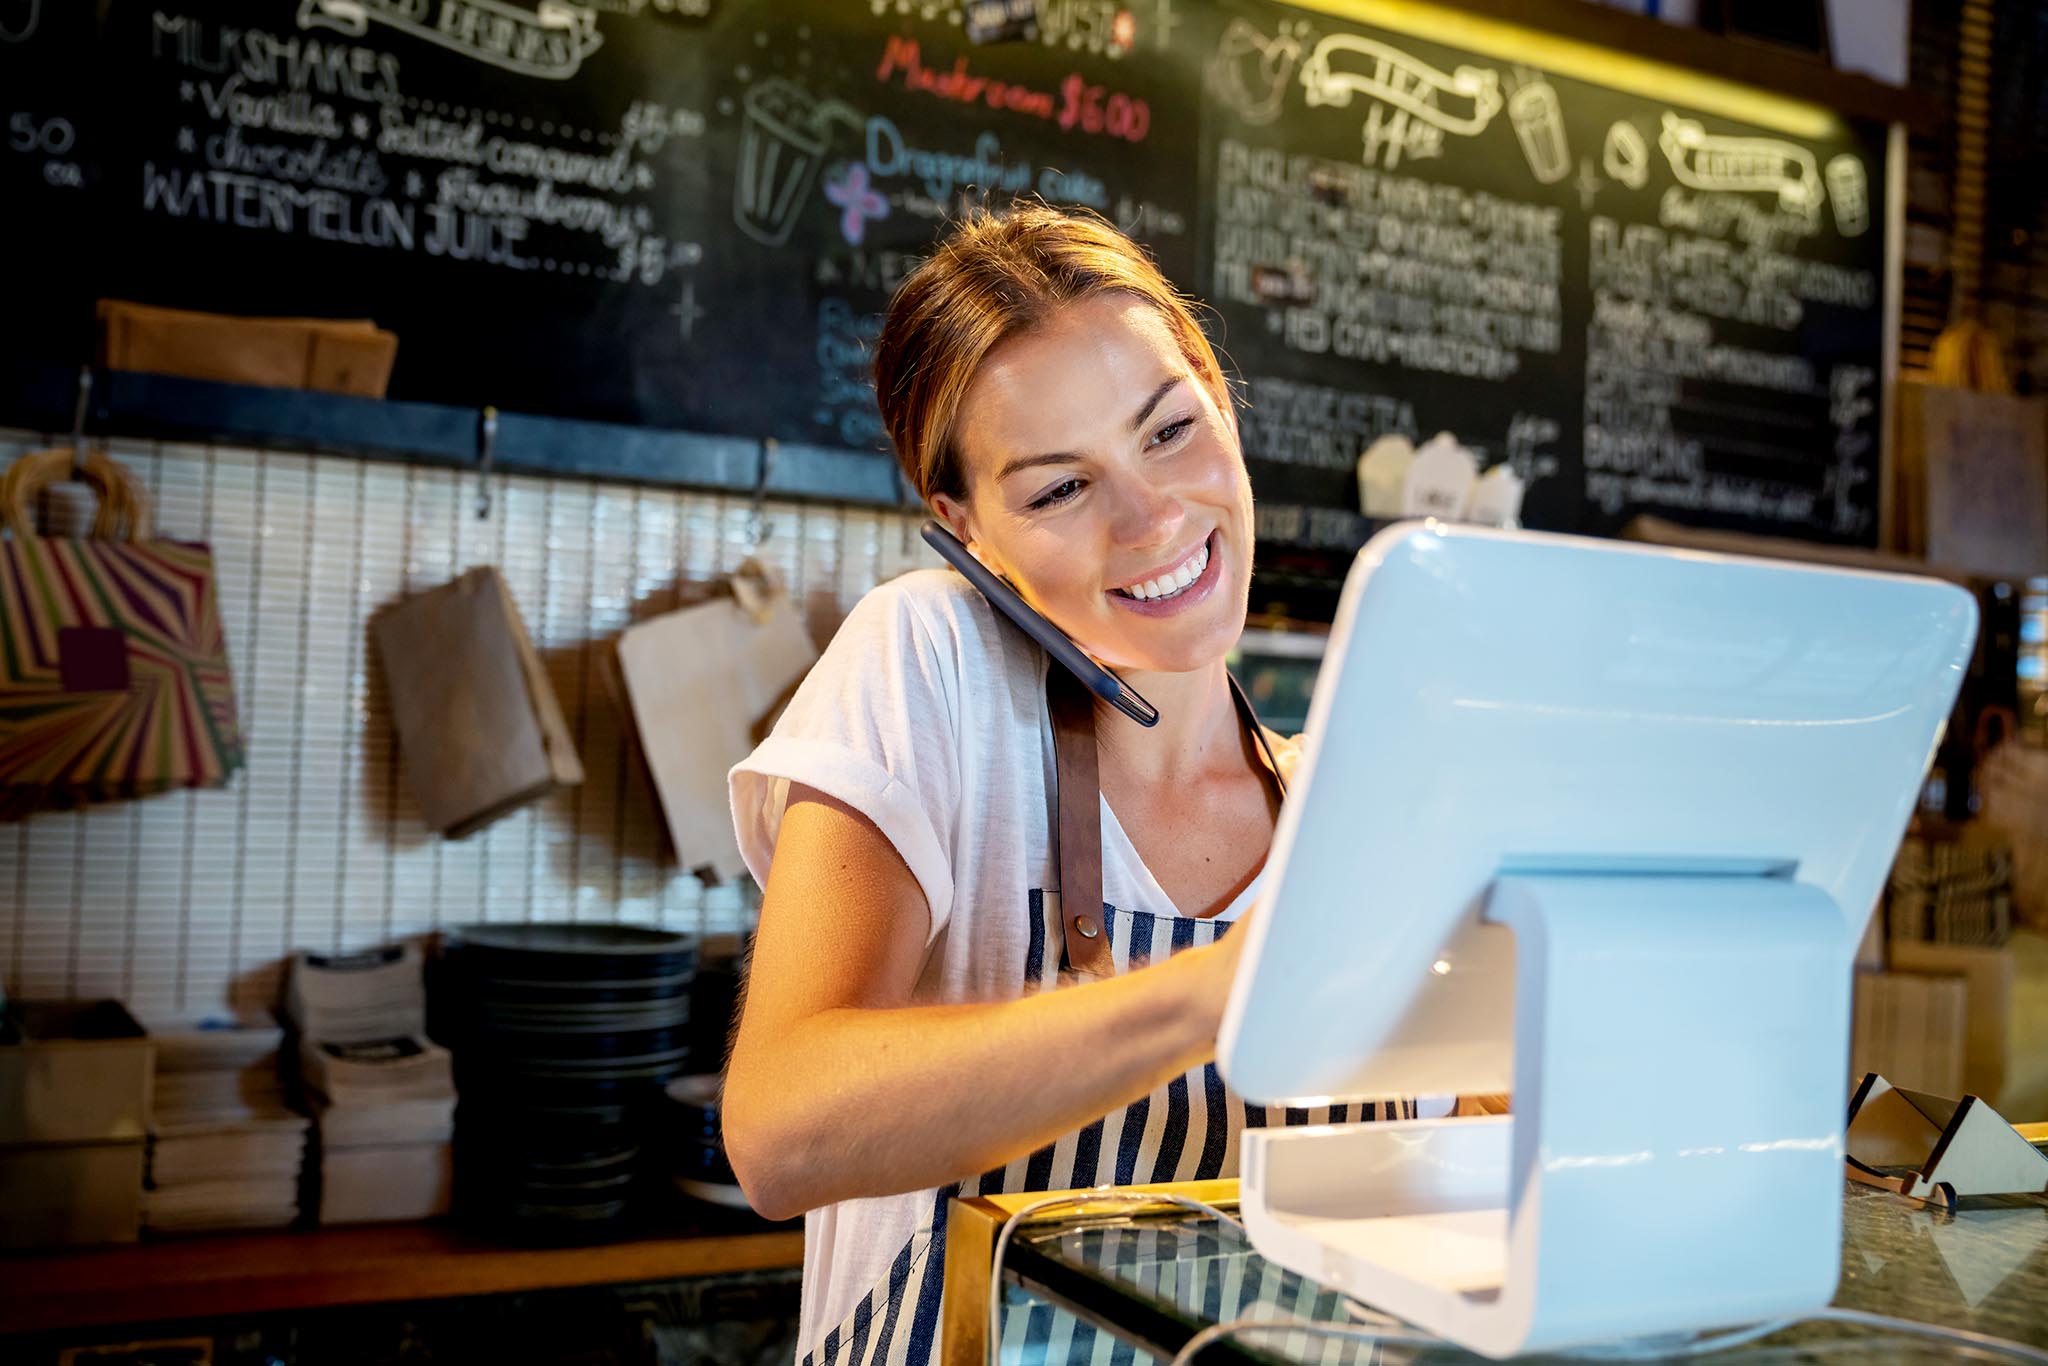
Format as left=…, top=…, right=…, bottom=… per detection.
left=800, top=898, right=1409, bottom=1366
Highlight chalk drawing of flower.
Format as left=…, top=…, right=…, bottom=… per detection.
left=824, top=161, right=889, bottom=246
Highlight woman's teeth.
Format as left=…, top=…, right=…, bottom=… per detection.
left=1115, top=538, right=1210, bottom=601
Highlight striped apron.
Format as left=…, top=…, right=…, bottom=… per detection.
left=799, top=893, right=1407, bottom=1366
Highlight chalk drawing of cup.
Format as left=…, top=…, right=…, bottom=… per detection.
left=1825, top=153, right=1868, bottom=237
left=736, top=78, right=849, bottom=248
left=1508, top=80, right=1570, bottom=185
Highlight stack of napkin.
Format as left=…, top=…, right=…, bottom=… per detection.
left=287, top=944, right=454, bottom=1224
left=144, top=1023, right=308, bottom=1233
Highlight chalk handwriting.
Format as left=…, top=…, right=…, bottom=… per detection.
left=1583, top=200, right=1878, bottom=531
left=871, top=37, right=1149, bottom=142
left=877, top=36, right=1056, bottom=121
left=814, top=298, right=889, bottom=449
left=867, top=0, right=1176, bottom=59
left=1, top=0, right=39, bottom=44
left=154, top=12, right=402, bottom=99
left=1214, top=138, right=1561, bottom=379
left=1239, top=374, right=1416, bottom=470
left=196, top=75, right=344, bottom=138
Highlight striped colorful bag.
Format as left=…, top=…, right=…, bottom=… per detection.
left=0, top=447, right=243, bottom=816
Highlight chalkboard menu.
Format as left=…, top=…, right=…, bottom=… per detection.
left=2, top=0, right=1888, bottom=583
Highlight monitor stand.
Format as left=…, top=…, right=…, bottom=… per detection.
left=1239, top=872, right=1852, bottom=1359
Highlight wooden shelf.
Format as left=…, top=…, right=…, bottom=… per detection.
left=0, top=1216, right=803, bottom=1338
left=0, top=365, right=908, bottom=511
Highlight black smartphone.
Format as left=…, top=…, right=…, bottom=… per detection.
left=920, top=521, right=1158, bottom=727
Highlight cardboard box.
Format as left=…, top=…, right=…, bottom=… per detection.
left=1851, top=969, right=1967, bottom=1098
left=1894, top=382, right=2048, bottom=578
left=0, top=1144, right=143, bottom=1248
left=0, top=1000, right=153, bottom=1146
left=97, top=299, right=397, bottom=398
left=1888, top=941, right=2013, bottom=1106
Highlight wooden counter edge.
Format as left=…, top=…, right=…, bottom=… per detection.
left=942, top=1180, right=1240, bottom=1366
left=0, top=1222, right=804, bottom=1338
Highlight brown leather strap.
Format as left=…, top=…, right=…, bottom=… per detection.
left=1048, top=664, right=1114, bottom=979
left=1047, top=666, right=1286, bottom=978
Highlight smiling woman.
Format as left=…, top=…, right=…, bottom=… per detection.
left=722, top=204, right=1410, bottom=1366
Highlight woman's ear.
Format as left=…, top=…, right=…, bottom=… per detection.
left=931, top=492, right=978, bottom=558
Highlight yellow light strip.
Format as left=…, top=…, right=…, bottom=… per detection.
left=1278, top=0, right=1845, bottom=140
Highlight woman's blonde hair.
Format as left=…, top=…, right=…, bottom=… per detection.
left=872, top=203, right=1231, bottom=502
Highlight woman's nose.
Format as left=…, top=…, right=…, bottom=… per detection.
left=1106, top=469, right=1186, bottom=551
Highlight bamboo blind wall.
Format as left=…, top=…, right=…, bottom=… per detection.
left=0, top=429, right=931, bottom=1022
left=1902, top=0, right=2048, bottom=388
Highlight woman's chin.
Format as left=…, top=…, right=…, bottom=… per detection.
left=1095, top=611, right=1247, bottom=678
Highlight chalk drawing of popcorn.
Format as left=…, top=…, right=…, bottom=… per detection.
left=1298, top=33, right=1502, bottom=137
left=1657, top=113, right=1822, bottom=220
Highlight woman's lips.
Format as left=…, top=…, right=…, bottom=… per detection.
left=1107, top=531, right=1222, bottom=618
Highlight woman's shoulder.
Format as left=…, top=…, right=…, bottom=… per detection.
left=840, top=568, right=1022, bottom=673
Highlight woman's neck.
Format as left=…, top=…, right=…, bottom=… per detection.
left=1092, top=660, right=1243, bottom=787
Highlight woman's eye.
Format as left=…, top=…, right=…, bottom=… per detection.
left=1150, top=417, right=1195, bottom=449
left=1029, top=478, right=1083, bottom=510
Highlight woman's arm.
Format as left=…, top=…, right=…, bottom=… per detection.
left=721, top=785, right=1239, bottom=1222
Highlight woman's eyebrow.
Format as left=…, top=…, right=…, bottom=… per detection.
left=1127, top=377, right=1181, bottom=432
left=996, top=378, right=1185, bottom=484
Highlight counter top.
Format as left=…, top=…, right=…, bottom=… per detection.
left=964, top=1177, right=2048, bottom=1364
left=0, top=1212, right=803, bottom=1338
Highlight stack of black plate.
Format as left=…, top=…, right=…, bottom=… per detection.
left=435, top=923, right=696, bottom=1241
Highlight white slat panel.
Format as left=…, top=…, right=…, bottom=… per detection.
left=0, top=431, right=927, bottom=1016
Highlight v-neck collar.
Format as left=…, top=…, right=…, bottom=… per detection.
left=1100, top=795, right=1269, bottom=922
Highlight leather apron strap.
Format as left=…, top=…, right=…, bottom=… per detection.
left=1047, top=664, right=1287, bottom=978
left=1048, top=664, right=1114, bottom=979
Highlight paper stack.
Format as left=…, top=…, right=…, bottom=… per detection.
left=144, top=1023, right=308, bottom=1234
left=287, top=944, right=455, bottom=1224
left=286, top=943, right=429, bottom=1043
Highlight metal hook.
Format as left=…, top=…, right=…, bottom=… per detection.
left=748, top=438, right=777, bottom=547
left=70, top=366, right=93, bottom=478
left=475, top=406, right=498, bottom=520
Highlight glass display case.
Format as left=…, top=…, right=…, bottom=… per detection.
left=970, top=1181, right=2048, bottom=1365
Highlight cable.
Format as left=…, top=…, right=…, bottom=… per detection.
left=1174, top=1310, right=2048, bottom=1366
left=1562, top=1318, right=1799, bottom=1360
left=1168, top=1317, right=1436, bottom=1366
left=1809, top=1308, right=2048, bottom=1365
left=987, top=1190, right=1243, bottom=1366
left=1341, top=1302, right=1798, bottom=1362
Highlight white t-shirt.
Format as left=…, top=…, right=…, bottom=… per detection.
left=730, top=570, right=1402, bottom=1366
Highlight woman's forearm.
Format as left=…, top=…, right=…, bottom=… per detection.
left=722, top=941, right=1228, bottom=1219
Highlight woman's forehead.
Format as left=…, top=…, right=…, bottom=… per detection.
left=957, top=298, right=1185, bottom=471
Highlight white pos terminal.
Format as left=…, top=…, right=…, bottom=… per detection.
left=1219, top=521, right=1977, bottom=1358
